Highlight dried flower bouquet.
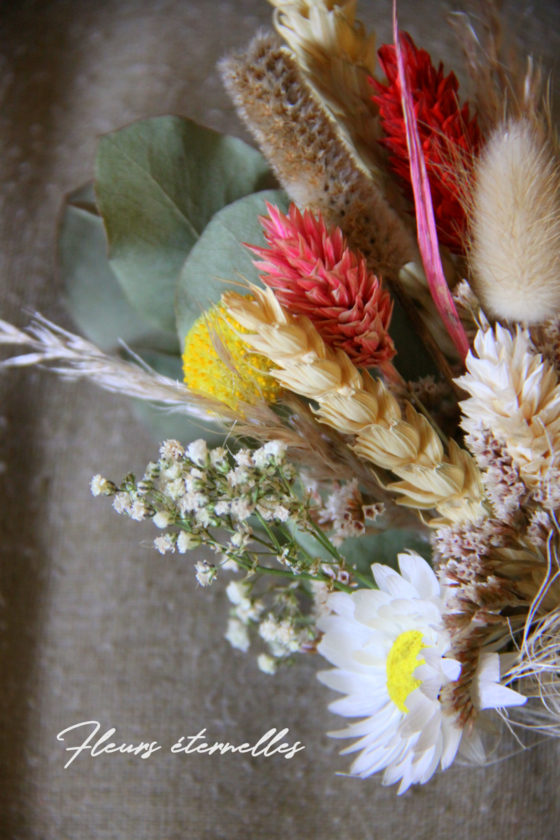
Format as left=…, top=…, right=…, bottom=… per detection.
left=2, top=0, right=560, bottom=794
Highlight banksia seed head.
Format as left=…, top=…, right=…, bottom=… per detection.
left=372, top=32, right=482, bottom=253
left=247, top=202, right=395, bottom=369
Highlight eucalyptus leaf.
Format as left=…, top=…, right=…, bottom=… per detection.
left=95, top=117, right=276, bottom=334
left=130, top=350, right=225, bottom=446
left=176, top=189, right=290, bottom=346
left=59, top=183, right=179, bottom=354
left=291, top=524, right=431, bottom=586
left=336, top=528, right=432, bottom=580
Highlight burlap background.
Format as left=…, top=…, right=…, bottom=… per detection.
left=1, top=1, right=559, bottom=837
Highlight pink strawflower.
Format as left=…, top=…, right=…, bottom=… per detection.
left=247, top=203, right=395, bottom=369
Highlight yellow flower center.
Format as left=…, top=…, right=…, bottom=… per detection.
left=182, top=302, right=280, bottom=412
left=386, top=630, right=425, bottom=714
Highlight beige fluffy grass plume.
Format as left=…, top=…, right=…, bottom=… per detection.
left=223, top=285, right=485, bottom=525
left=470, top=119, right=560, bottom=324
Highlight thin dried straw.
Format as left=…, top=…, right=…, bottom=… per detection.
left=0, top=314, right=231, bottom=423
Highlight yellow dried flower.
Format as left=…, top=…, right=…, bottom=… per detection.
left=182, top=303, right=280, bottom=412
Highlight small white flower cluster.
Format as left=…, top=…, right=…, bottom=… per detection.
left=91, top=472, right=152, bottom=522
left=258, top=614, right=305, bottom=657
left=92, top=438, right=312, bottom=586
left=224, top=578, right=313, bottom=671
left=225, top=580, right=264, bottom=654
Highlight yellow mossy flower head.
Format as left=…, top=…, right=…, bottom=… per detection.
left=182, top=301, right=280, bottom=412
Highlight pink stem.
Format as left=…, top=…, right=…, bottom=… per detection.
left=392, top=0, right=470, bottom=361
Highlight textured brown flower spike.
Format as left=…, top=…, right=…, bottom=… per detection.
left=268, top=0, right=387, bottom=178
left=469, top=119, right=560, bottom=324
left=219, top=30, right=417, bottom=281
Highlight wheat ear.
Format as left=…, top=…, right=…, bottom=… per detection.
left=223, top=285, right=485, bottom=526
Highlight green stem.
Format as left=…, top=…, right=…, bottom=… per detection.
left=351, top=570, right=377, bottom=589
left=246, top=561, right=353, bottom=593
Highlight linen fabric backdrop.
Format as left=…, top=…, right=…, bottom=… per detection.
left=1, top=1, right=559, bottom=838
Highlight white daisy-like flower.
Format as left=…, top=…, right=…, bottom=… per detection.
left=317, top=551, right=528, bottom=793
left=317, top=552, right=464, bottom=794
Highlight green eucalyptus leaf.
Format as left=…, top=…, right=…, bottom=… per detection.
left=291, top=524, right=431, bottom=586
left=95, top=116, right=276, bottom=334
left=336, top=528, right=432, bottom=581
left=130, top=350, right=225, bottom=446
left=175, top=189, right=290, bottom=346
left=59, top=183, right=178, bottom=354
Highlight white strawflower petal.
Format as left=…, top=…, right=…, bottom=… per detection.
left=473, top=653, right=528, bottom=710
left=475, top=650, right=500, bottom=684
left=440, top=720, right=463, bottom=770
left=397, top=551, right=440, bottom=599
left=372, top=563, right=418, bottom=599
left=440, top=658, right=462, bottom=682
left=325, top=591, right=357, bottom=619
left=477, top=682, right=528, bottom=710
left=317, top=553, right=465, bottom=792
left=317, top=669, right=378, bottom=697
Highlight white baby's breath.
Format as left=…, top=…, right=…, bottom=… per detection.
left=225, top=618, right=250, bottom=652
left=257, top=653, right=277, bottom=675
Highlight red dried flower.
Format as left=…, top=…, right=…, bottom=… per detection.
left=372, top=32, right=482, bottom=253
left=247, top=203, right=396, bottom=370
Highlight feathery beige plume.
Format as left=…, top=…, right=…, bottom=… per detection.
left=219, top=31, right=417, bottom=281
left=457, top=320, right=560, bottom=501
left=469, top=119, right=560, bottom=324
left=0, top=315, right=234, bottom=423
left=223, top=285, right=485, bottom=525
left=268, top=0, right=386, bottom=178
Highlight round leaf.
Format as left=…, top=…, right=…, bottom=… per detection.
left=176, top=189, right=290, bottom=346
left=59, top=183, right=178, bottom=354
left=95, top=117, right=276, bottom=334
